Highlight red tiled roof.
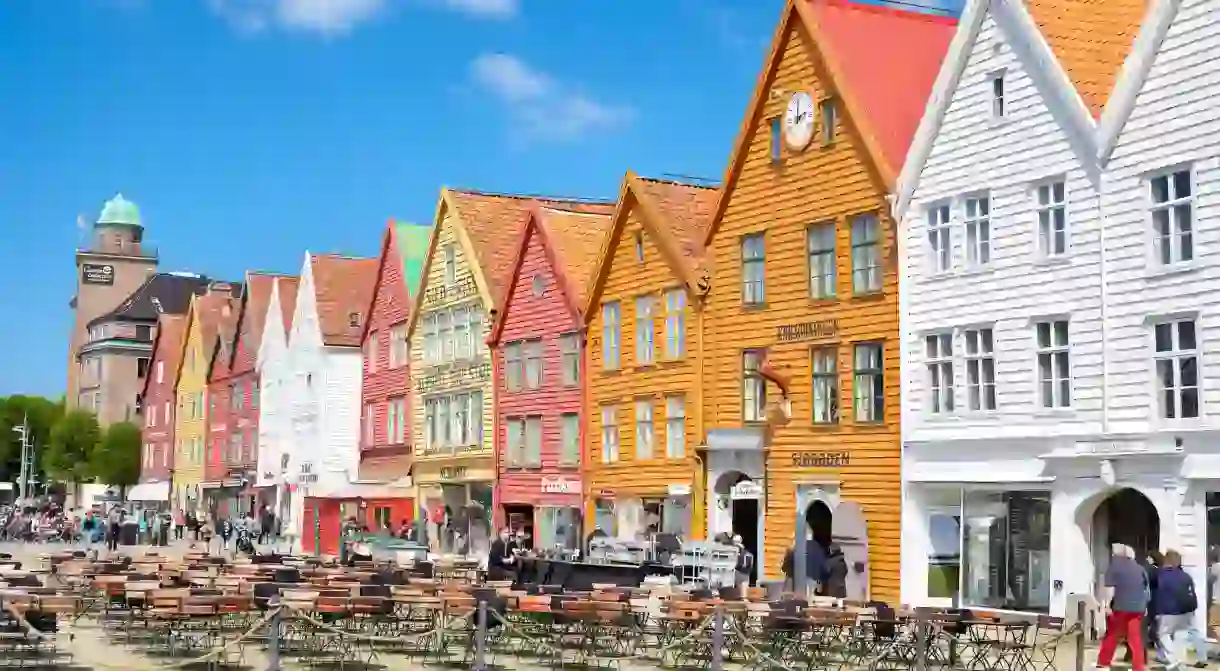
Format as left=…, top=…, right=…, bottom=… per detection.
left=633, top=178, right=719, bottom=265
left=229, top=272, right=290, bottom=376
left=209, top=292, right=242, bottom=381
left=195, top=290, right=234, bottom=359
left=537, top=207, right=614, bottom=312
left=310, top=254, right=379, bottom=347
left=446, top=190, right=615, bottom=304
left=152, top=314, right=188, bottom=392
left=277, top=276, right=301, bottom=334
left=804, top=0, right=956, bottom=181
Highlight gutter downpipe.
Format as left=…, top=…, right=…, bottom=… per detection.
left=1095, top=158, right=1111, bottom=437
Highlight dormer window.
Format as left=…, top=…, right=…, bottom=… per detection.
left=991, top=71, right=1006, bottom=118
left=348, top=312, right=362, bottom=328
left=634, top=232, right=644, bottom=263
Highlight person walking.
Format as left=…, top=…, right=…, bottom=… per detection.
left=1096, top=544, right=1150, bottom=671
left=733, top=534, right=755, bottom=591
left=174, top=509, right=185, bottom=541
left=822, top=543, right=849, bottom=599
left=1155, top=549, right=1208, bottom=670
left=106, top=506, right=123, bottom=553
left=150, top=512, right=163, bottom=547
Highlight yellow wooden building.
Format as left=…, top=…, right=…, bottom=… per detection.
left=171, top=289, right=229, bottom=515
left=697, top=0, right=955, bottom=601
left=582, top=172, right=719, bottom=541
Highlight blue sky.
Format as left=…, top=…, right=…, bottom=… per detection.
left=0, top=0, right=961, bottom=398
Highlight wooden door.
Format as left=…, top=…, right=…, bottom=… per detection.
left=832, top=500, right=870, bottom=602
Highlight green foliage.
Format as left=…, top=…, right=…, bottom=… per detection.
left=44, top=409, right=100, bottom=483
left=0, top=395, right=63, bottom=484
left=91, top=421, right=142, bottom=488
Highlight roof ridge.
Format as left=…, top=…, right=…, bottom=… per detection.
left=449, top=187, right=615, bottom=205
left=812, top=0, right=958, bottom=23
left=637, top=175, right=722, bottom=190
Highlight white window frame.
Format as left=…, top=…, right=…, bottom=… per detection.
left=504, top=342, right=523, bottom=392
left=602, top=302, right=621, bottom=370
left=1034, top=319, right=1072, bottom=409
left=423, top=314, right=439, bottom=365
left=453, top=307, right=470, bottom=360
left=156, top=360, right=164, bottom=384
left=811, top=346, right=838, bottom=424
left=808, top=222, right=836, bottom=299
left=990, top=71, right=1006, bottom=118
left=927, top=203, right=952, bottom=273
left=1153, top=318, right=1201, bottom=420
left=443, top=243, right=457, bottom=284
left=1149, top=167, right=1195, bottom=267
left=560, top=332, right=580, bottom=386
left=964, top=327, right=997, bottom=411
left=366, top=330, right=379, bottom=374
left=851, top=213, right=882, bottom=293
left=925, top=332, right=955, bottom=415
left=741, top=233, right=766, bottom=305
left=663, top=289, right=686, bottom=359
left=853, top=343, right=884, bottom=423
left=665, top=395, right=686, bottom=459
left=1035, top=179, right=1068, bottom=258
left=524, top=339, right=543, bottom=389
left=438, top=310, right=453, bottom=363
left=507, top=417, right=525, bottom=467
left=963, top=195, right=991, bottom=267
left=635, top=294, right=656, bottom=365
left=743, top=349, right=767, bottom=423
left=363, top=403, right=375, bottom=446
left=389, top=323, right=408, bottom=368
left=635, top=399, right=654, bottom=460
left=525, top=415, right=542, bottom=466
left=560, top=413, right=580, bottom=465
left=468, top=307, right=486, bottom=359
left=601, top=405, right=619, bottom=464
left=392, top=396, right=407, bottom=444
left=385, top=399, right=398, bottom=446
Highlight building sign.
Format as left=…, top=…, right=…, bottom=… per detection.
left=439, top=466, right=467, bottom=481
left=667, top=483, right=691, bottom=497
left=297, top=462, right=319, bottom=484
left=81, top=263, right=115, bottom=285
left=776, top=319, right=838, bottom=343
left=422, top=272, right=478, bottom=306
left=541, top=477, right=577, bottom=494
left=415, top=361, right=492, bottom=394
left=791, top=451, right=850, bottom=468
left=731, top=480, right=764, bottom=500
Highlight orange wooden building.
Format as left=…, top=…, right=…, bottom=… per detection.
left=698, top=0, right=955, bottom=601
left=582, top=172, right=719, bottom=541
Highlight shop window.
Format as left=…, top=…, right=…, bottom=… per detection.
left=1207, top=492, right=1220, bottom=607
left=925, top=489, right=962, bottom=601
left=962, top=490, right=1051, bottom=612
left=594, top=499, right=615, bottom=536
left=374, top=506, right=391, bottom=531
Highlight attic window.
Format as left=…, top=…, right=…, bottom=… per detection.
left=348, top=312, right=362, bottom=328
left=769, top=117, right=782, bottom=164
left=531, top=275, right=546, bottom=297
left=634, top=231, right=644, bottom=263
left=819, top=98, right=837, bottom=145
left=991, top=71, right=1006, bottom=118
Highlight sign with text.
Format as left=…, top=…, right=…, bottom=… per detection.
left=541, top=477, right=577, bottom=494
left=731, top=480, right=764, bottom=500
left=777, top=319, right=838, bottom=343
left=791, top=451, right=850, bottom=468
left=414, top=361, right=492, bottom=394
left=297, top=462, right=319, bottom=484
left=439, top=466, right=467, bottom=481
left=81, top=263, right=115, bottom=285
left=423, top=272, right=478, bottom=305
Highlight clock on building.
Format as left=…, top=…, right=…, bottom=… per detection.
left=784, top=91, right=815, bottom=151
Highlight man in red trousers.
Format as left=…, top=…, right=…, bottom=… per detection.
left=1097, top=544, right=1151, bottom=671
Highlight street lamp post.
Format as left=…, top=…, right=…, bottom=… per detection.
left=12, top=414, right=31, bottom=502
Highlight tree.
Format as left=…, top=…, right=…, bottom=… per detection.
left=0, top=395, right=63, bottom=484
left=44, top=409, right=100, bottom=485
left=91, top=421, right=142, bottom=493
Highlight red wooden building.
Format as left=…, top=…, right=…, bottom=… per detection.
left=204, top=288, right=244, bottom=517
left=139, top=314, right=188, bottom=492
left=489, top=205, right=613, bottom=549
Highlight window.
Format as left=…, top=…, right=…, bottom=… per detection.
left=925, top=333, right=954, bottom=414
left=1035, top=320, right=1071, bottom=408
left=348, top=312, right=362, bottom=328
left=820, top=98, right=837, bottom=145
left=250, top=384, right=259, bottom=410
left=663, top=289, right=686, bottom=359
left=423, top=314, right=438, bottom=365
left=1150, top=168, right=1194, bottom=266
left=965, top=328, right=996, bottom=411
left=769, top=117, right=782, bottom=163
left=438, top=311, right=453, bottom=362
left=601, top=405, right=619, bottom=464
left=808, top=223, right=836, bottom=299
left=467, top=391, right=484, bottom=445
left=560, top=413, right=580, bottom=465
left=507, top=418, right=525, bottom=467
left=1035, top=181, right=1067, bottom=257
left=389, top=323, right=408, bottom=367
left=634, top=231, right=644, bottom=263
left=665, top=395, right=686, bottom=458
left=230, top=383, right=241, bottom=410
left=443, top=243, right=456, bottom=284
left=164, top=402, right=170, bottom=425
left=602, top=302, right=621, bottom=370
left=525, top=416, right=542, bottom=466
left=156, top=361, right=164, bottom=384
left=524, top=340, right=543, bottom=389
left=363, top=403, right=375, bottom=446
left=635, top=295, right=655, bottom=365
left=560, top=333, right=580, bottom=386
left=964, top=490, right=1051, bottom=612
left=991, top=73, right=1005, bottom=118
left=531, top=275, right=545, bottom=297
left=148, top=405, right=157, bottom=428
left=743, top=350, right=767, bottom=422
left=741, top=234, right=766, bottom=305
left=390, top=396, right=407, bottom=444
left=1154, top=319, right=1199, bottom=419
left=504, top=342, right=523, bottom=392
left=137, top=357, right=150, bottom=378
left=853, top=343, right=884, bottom=423
left=811, top=347, right=838, bottom=424
left=366, top=331, right=379, bottom=374
left=925, top=489, right=962, bottom=602
left=927, top=204, right=952, bottom=272
left=453, top=307, right=470, bottom=360
left=964, top=196, right=991, bottom=267
left=635, top=400, right=654, bottom=460
left=851, top=213, right=882, bottom=293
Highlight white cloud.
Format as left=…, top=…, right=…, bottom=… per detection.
left=438, top=0, right=517, bottom=20
left=469, top=53, right=632, bottom=143
left=208, top=0, right=387, bottom=37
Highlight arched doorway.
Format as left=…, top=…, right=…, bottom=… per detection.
left=714, top=471, right=761, bottom=583
left=1094, top=488, right=1160, bottom=563
left=805, top=500, right=833, bottom=548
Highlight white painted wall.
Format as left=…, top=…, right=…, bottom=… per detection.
left=255, top=280, right=289, bottom=490
left=320, top=349, right=362, bottom=489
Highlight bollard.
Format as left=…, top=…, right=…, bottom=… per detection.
left=266, top=595, right=282, bottom=671
left=473, top=599, right=489, bottom=671
left=1074, top=600, right=1086, bottom=671
left=915, top=610, right=929, bottom=671
left=711, top=605, right=725, bottom=671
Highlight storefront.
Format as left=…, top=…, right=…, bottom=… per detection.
left=499, top=475, right=582, bottom=553
left=902, top=436, right=1219, bottom=628
left=704, top=427, right=767, bottom=581
left=415, top=461, right=493, bottom=556
left=589, top=483, right=694, bottom=541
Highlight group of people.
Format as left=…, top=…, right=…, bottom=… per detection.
left=780, top=534, right=850, bottom=599
left=486, top=527, right=535, bottom=581
left=1097, top=544, right=1213, bottom=671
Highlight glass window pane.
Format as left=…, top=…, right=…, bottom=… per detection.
left=962, top=490, right=1051, bottom=612
left=1173, top=170, right=1191, bottom=198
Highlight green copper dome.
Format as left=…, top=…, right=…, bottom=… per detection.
left=96, top=193, right=143, bottom=227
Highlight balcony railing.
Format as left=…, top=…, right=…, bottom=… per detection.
left=422, top=272, right=478, bottom=306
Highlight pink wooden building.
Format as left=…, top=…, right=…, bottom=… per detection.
left=489, top=205, right=613, bottom=549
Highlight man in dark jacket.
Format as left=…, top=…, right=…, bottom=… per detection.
left=822, top=543, right=849, bottom=599
left=1156, top=550, right=1207, bottom=670
left=782, top=536, right=827, bottom=598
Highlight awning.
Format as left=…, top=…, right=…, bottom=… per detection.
left=126, top=481, right=170, bottom=502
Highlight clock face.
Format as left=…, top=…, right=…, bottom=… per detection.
left=784, top=91, right=815, bottom=151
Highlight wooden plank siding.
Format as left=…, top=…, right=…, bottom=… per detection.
left=703, top=17, right=902, bottom=600
left=492, top=220, right=584, bottom=520
left=585, top=204, right=703, bottom=536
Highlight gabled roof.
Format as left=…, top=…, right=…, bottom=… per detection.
left=706, top=0, right=955, bottom=244
left=207, top=288, right=245, bottom=382
left=360, top=219, right=433, bottom=341
left=173, top=289, right=232, bottom=392
left=584, top=172, right=720, bottom=319
left=228, top=272, right=292, bottom=375
left=407, top=188, right=615, bottom=335
left=88, top=272, right=211, bottom=327
left=309, top=254, right=379, bottom=347
left=489, top=205, right=614, bottom=346
left=141, top=314, right=187, bottom=400
left=1025, top=0, right=1149, bottom=119
left=1097, top=0, right=1181, bottom=163
left=276, top=276, right=301, bottom=334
